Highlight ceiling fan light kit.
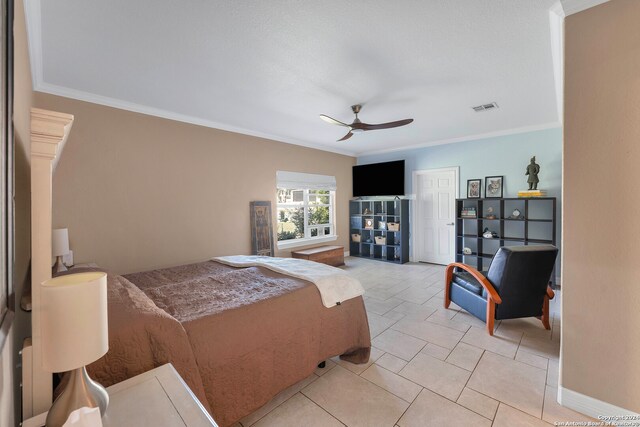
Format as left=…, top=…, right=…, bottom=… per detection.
left=320, top=104, right=413, bottom=142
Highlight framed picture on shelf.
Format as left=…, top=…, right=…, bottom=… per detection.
left=364, top=218, right=374, bottom=229
left=467, top=179, right=481, bottom=199
left=485, top=175, right=504, bottom=198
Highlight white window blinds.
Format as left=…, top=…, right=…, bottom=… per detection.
left=276, top=171, right=337, bottom=191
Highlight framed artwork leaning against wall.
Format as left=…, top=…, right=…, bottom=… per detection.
left=467, top=179, right=481, bottom=199
left=485, top=176, right=504, bottom=198
left=250, top=201, right=275, bottom=256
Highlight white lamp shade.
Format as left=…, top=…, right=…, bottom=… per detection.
left=52, top=228, right=70, bottom=257
left=41, top=272, right=109, bottom=373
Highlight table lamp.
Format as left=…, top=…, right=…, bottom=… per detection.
left=41, top=272, right=109, bottom=427
left=52, top=228, right=70, bottom=273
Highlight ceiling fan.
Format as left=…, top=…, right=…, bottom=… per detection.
left=320, top=104, right=413, bottom=141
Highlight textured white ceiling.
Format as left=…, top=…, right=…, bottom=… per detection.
left=28, top=0, right=561, bottom=156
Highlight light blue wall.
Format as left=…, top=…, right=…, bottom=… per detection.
left=357, top=127, right=563, bottom=277
left=358, top=127, right=562, bottom=199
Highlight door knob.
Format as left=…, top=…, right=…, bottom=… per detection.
left=447, top=223, right=455, bottom=226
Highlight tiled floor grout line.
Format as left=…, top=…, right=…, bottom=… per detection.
left=540, top=383, right=548, bottom=422
left=464, top=385, right=502, bottom=419
left=302, top=391, right=348, bottom=426
left=374, top=334, right=440, bottom=425
left=496, top=401, right=556, bottom=426
left=241, top=374, right=321, bottom=427
left=377, top=341, right=432, bottom=427
left=357, top=360, right=426, bottom=404
left=454, top=348, right=498, bottom=421
left=323, top=362, right=418, bottom=425
left=370, top=351, right=426, bottom=391
left=514, top=331, right=526, bottom=362
left=385, top=317, right=467, bottom=344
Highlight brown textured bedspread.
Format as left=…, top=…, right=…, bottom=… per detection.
left=86, top=273, right=210, bottom=411
left=92, top=260, right=370, bottom=426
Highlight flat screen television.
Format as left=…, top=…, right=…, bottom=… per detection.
left=353, top=160, right=405, bottom=197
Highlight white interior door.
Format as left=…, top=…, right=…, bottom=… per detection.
left=414, top=168, right=457, bottom=265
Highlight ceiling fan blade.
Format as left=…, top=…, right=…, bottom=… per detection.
left=359, top=118, right=414, bottom=130
left=337, top=131, right=353, bottom=142
left=320, top=114, right=349, bottom=127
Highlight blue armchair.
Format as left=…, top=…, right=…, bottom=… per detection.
left=444, top=245, right=558, bottom=335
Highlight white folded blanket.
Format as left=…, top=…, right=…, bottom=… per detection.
left=212, top=255, right=365, bottom=308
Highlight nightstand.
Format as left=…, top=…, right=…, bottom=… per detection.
left=22, top=364, right=217, bottom=427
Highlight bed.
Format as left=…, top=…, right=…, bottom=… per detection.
left=26, top=108, right=370, bottom=426
left=85, top=259, right=371, bottom=426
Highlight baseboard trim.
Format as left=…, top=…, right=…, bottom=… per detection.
left=558, top=386, right=639, bottom=420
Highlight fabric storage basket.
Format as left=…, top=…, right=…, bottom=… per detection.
left=387, top=222, right=400, bottom=231
left=351, top=233, right=361, bottom=242
left=374, top=236, right=386, bottom=245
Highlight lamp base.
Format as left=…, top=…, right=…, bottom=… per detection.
left=52, top=256, right=68, bottom=274
left=46, top=366, right=109, bottom=427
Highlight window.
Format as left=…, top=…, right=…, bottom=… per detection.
left=276, top=171, right=337, bottom=248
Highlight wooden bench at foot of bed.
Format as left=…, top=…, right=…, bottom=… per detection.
left=291, top=245, right=345, bottom=267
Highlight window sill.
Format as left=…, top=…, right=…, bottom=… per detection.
left=277, top=235, right=338, bottom=250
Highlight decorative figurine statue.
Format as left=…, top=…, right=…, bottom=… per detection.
left=482, top=227, right=498, bottom=238
left=525, top=156, right=540, bottom=190
left=485, top=206, right=497, bottom=220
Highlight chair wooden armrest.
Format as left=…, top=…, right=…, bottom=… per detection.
left=540, top=285, right=555, bottom=331
left=444, top=262, right=502, bottom=336
left=445, top=262, right=502, bottom=304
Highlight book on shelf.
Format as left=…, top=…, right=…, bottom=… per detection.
left=460, top=207, right=477, bottom=218
left=518, top=190, right=548, bottom=198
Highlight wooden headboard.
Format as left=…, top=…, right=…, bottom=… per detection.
left=24, top=108, right=74, bottom=418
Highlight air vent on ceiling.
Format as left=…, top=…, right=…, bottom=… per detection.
left=472, top=102, right=499, bottom=112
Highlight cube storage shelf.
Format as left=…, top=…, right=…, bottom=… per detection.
left=456, top=197, right=557, bottom=284
left=349, top=199, right=409, bottom=264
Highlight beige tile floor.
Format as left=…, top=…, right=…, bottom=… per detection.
left=237, top=257, right=595, bottom=427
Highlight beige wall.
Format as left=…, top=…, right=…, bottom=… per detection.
left=33, top=93, right=356, bottom=274
left=563, top=0, right=640, bottom=411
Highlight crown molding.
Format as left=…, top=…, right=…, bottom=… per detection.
left=560, top=0, right=611, bottom=16
left=355, top=122, right=562, bottom=157
left=33, top=82, right=358, bottom=157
